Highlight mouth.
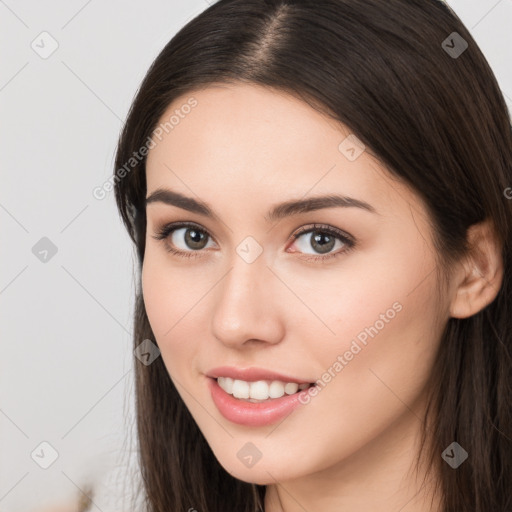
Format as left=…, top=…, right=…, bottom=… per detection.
left=207, top=376, right=317, bottom=427
left=214, top=376, right=315, bottom=403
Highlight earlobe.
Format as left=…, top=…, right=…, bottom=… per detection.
left=449, top=220, right=504, bottom=319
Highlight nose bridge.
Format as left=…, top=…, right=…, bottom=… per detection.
left=211, top=245, right=283, bottom=346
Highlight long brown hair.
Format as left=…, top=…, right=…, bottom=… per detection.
left=113, top=1, right=512, bottom=510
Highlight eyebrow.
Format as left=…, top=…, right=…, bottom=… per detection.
left=145, top=188, right=377, bottom=222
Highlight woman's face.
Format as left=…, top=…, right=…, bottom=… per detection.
left=142, top=83, right=451, bottom=485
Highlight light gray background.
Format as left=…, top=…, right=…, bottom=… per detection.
left=1, top=1, right=511, bottom=510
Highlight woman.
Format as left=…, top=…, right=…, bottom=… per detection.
left=113, top=0, right=512, bottom=510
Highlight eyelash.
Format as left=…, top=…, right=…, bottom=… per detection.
left=151, top=221, right=356, bottom=262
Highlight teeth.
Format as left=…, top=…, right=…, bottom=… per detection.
left=268, top=381, right=285, bottom=398
left=251, top=380, right=271, bottom=399
left=231, top=379, right=250, bottom=399
left=217, top=377, right=311, bottom=401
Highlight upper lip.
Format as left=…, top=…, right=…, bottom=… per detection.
left=206, top=366, right=313, bottom=384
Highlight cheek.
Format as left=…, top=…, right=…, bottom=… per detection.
left=141, top=252, right=186, bottom=362
left=281, top=251, right=432, bottom=348
left=318, top=229, right=436, bottom=337
left=277, top=268, right=442, bottom=474
left=142, top=248, right=193, bottom=336
left=141, top=251, right=169, bottom=339
left=141, top=249, right=209, bottom=375
left=289, top=242, right=442, bottom=400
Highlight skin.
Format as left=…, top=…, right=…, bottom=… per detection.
left=142, top=83, right=502, bottom=511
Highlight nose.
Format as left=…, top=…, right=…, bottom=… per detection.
left=210, top=251, right=285, bottom=349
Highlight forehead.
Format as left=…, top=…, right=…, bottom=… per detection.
left=145, top=83, right=419, bottom=220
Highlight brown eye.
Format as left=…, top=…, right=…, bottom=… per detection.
left=308, top=231, right=337, bottom=254
left=179, top=227, right=209, bottom=250
left=152, top=222, right=215, bottom=257
left=290, top=224, right=356, bottom=261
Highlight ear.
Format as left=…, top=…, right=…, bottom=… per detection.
left=449, top=219, right=504, bottom=319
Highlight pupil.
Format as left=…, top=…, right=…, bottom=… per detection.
left=312, top=231, right=335, bottom=254
left=185, top=229, right=207, bottom=249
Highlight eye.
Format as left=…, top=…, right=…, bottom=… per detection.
left=289, top=224, right=355, bottom=261
left=151, top=222, right=215, bottom=259
left=151, top=221, right=356, bottom=261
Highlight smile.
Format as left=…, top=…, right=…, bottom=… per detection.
left=208, top=377, right=316, bottom=427
left=217, top=377, right=312, bottom=402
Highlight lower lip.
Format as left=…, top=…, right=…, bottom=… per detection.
left=207, top=377, right=313, bottom=427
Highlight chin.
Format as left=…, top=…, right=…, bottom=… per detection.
left=212, top=449, right=304, bottom=485
left=225, top=465, right=283, bottom=486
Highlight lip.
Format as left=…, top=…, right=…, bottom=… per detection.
left=206, top=366, right=313, bottom=384
left=207, top=376, right=313, bottom=427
